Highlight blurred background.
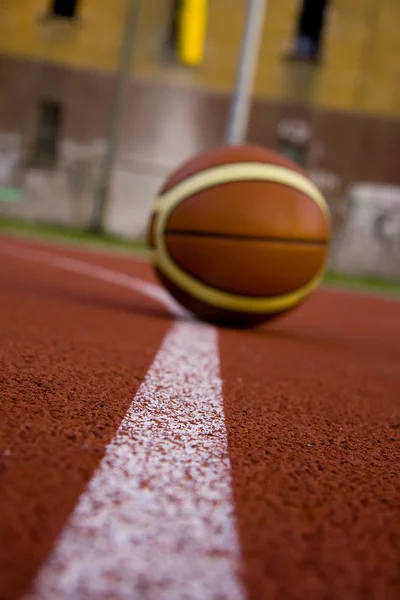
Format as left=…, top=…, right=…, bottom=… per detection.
left=0, top=0, right=399, bottom=280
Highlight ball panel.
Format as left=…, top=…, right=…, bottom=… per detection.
left=160, top=144, right=307, bottom=194
left=154, top=226, right=324, bottom=313
left=166, top=181, right=330, bottom=242
left=154, top=266, right=292, bottom=328
left=165, top=234, right=328, bottom=296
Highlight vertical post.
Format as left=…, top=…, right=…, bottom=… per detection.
left=90, top=0, right=141, bottom=233
left=225, top=0, right=268, bottom=145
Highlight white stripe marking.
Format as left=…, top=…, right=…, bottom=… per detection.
left=0, top=242, right=188, bottom=318
left=24, top=321, right=244, bottom=600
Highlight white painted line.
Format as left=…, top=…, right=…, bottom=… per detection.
left=0, top=242, right=189, bottom=318
left=24, top=321, right=244, bottom=600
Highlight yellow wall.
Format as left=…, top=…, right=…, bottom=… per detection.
left=0, top=0, right=127, bottom=70
left=1, top=0, right=399, bottom=118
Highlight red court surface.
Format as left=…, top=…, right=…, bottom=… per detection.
left=0, top=235, right=399, bottom=600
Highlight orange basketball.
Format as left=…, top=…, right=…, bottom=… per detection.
left=147, top=144, right=331, bottom=327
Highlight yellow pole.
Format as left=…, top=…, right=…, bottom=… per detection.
left=177, top=0, right=208, bottom=67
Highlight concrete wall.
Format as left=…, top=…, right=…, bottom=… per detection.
left=1, top=59, right=400, bottom=277
left=330, top=183, right=400, bottom=278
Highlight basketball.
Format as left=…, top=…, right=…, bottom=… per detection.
left=147, top=144, right=331, bottom=327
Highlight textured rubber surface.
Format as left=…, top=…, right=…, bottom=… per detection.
left=221, top=290, right=400, bottom=600
left=1, top=236, right=399, bottom=600
left=0, top=240, right=170, bottom=599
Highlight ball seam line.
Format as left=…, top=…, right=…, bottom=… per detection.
left=165, top=230, right=328, bottom=245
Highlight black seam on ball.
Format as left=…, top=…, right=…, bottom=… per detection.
left=165, top=230, right=328, bottom=246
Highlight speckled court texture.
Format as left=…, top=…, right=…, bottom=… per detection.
left=0, top=235, right=399, bottom=600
